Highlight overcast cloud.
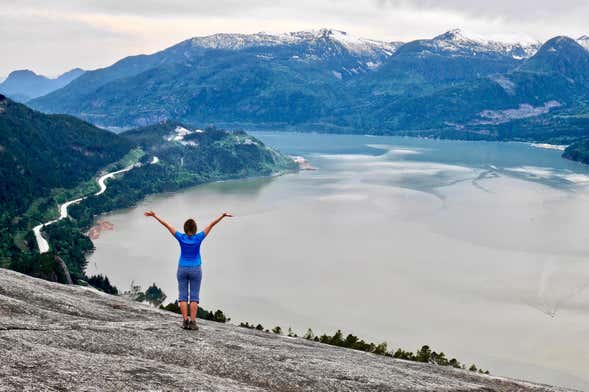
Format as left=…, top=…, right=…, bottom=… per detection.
left=1, top=0, right=588, bottom=77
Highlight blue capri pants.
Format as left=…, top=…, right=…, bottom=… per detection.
left=177, top=265, right=202, bottom=303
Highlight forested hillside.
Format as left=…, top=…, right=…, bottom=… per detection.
left=0, top=95, right=131, bottom=216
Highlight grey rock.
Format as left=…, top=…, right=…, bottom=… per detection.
left=0, top=269, right=576, bottom=392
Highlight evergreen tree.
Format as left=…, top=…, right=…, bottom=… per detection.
left=374, top=342, right=388, bottom=356
left=331, top=330, right=344, bottom=346
left=145, top=283, right=167, bottom=306
left=448, top=358, right=461, bottom=368
left=431, top=351, right=449, bottom=366
left=416, top=345, right=432, bottom=363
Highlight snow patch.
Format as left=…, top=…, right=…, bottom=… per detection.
left=189, top=29, right=401, bottom=58
left=421, top=29, right=540, bottom=59
left=327, top=29, right=400, bottom=56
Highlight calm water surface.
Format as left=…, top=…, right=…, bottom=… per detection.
left=88, top=133, right=589, bottom=390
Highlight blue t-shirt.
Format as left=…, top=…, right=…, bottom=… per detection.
left=174, top=231, right=206, bottom=267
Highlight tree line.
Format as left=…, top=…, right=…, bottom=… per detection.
left=238, top=323, right=490, bottom=375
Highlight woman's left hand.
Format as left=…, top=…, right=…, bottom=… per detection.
left=144, top=210, right=156, bottom=217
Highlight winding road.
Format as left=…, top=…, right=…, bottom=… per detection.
left=94, top=165, right=136, bottom=196
left=32, top=157, right=158, bottom=253
left=33, top=197, right=87, bottom=253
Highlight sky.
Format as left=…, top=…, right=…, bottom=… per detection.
left=1, top=0, right=588, bottom=77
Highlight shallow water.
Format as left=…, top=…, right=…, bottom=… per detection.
left=87, top=133, right=589, bottom=390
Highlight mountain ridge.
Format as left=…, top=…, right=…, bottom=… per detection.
left=400, top=29, right=540, bottom=60
left=185, top=28, right=403, bottom=56
left=361, top=35, right=589, bottom=140
left=518, top=36, right=589, bottom=83
left=26, top=29, right=589, bottom=146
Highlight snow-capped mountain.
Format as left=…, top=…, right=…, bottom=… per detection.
left=182, top=29, right=544, bottom=61
left=187, top=29, right=403, bottom=58
left=401, top=29, right=541, bottom=59
left=29, top=28, right=589, bottom=134
left=577, top=35, right=589, bottom=51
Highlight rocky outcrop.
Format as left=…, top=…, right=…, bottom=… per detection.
left=54, top=256, right=73, bottom=285
left=0, top=269, right=576, bottom=391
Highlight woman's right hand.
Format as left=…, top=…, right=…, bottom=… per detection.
left=144, top=210, right=156, bottom=217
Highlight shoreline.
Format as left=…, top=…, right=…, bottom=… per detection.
left=87, top=220, right=115, bottom=240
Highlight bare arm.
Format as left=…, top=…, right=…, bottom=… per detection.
left=144, top=210, right=176, bottom=236
left=204, top=212, right=233, bottom=237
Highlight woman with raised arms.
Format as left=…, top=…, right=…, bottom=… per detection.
left=145, top=210, right=233, bottom=330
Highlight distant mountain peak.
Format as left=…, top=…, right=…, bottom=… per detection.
left=435, top=28, right=468, bottom=41
left=539, top=36, right=585, bottom=52
left=433, top=28, right=498, bottom=44
left=446, top=28, right=463, bottom=35
left=0, top=67, right=85, bottom=102
left=7, top=69, right=39, bottom=77
left=418, top=29, right=541, bottom=59
left=520, top=35, right=589, bottom=82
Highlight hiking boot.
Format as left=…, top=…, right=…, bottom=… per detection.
left=188, top=320, right=199, bottom=331
left=182, top=319, right=189, bottom=329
